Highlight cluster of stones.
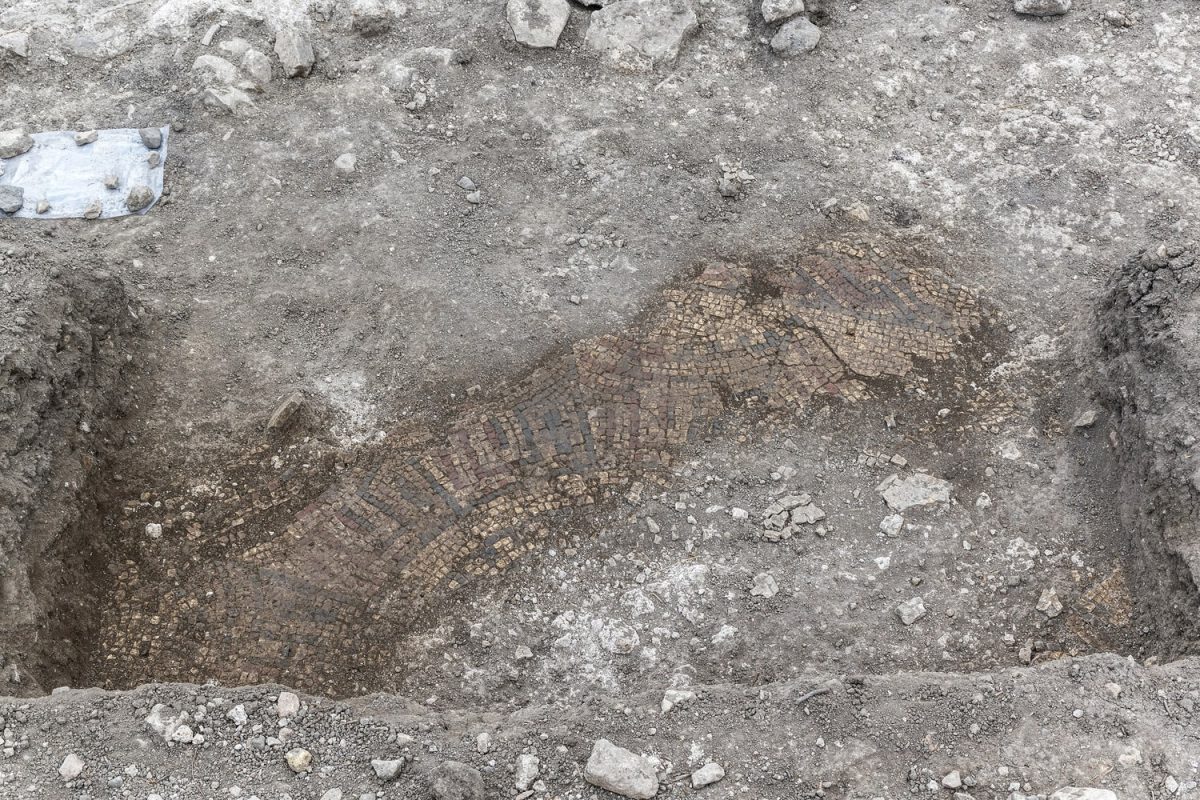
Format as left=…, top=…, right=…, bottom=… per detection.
left=93, top=246, right=977, bottom=695
left=0, top=127, right=161, bottom=217
left=759, top=493, right=825, bottom=542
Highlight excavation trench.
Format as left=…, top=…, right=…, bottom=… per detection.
left=4, top=243, right=1198, bottom=699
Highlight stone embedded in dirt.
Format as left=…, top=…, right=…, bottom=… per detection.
left=144, top=522, right=163, bottom=538
left=896, top=596, right=927, bottom=625
left=139, top=127, right=162, bottom=149
left=349, top=0, right=396, bottom=37
left=465, top=190, right=482, bottom=204
left=74, top=130, right=99, bottom=146
left=584, top=739, right=659, bottom=799
left=144, top=703, right=187, bottom=741
left=476, top=732, right=491, bottom=753
left=319, top=790, right=343, bottom=800
left=371, top=757, right=405, bottom=781
left=877, top=473, right=953, bottom=512
left=126, top=185, right=155, bottom=212
left=286, top=747, right=312, bottom=773
left=514, top=753, right=540, bottom=790
left=761, top=493, right=825, bottom=541
left=193, top=54, right=240, bottom=86
left=457, top=176, right=477, bottom=191
left=749, top=572, right=779, bottom=598
left=58, top=753, right=84, bottom=781
left=267, top=392, right=307, bottom=431
left=430, top=760, right=485, bottom=800
left=0, top=31, right=30, bottom=58
left=584, top=0, right=699, bottom=71
left=942, top=770, right=963, bottom=789
left=691, top=762, right=725, bottom=788
left=1049, top=790, right=1117, bottom=800
left=506, top=0, right=572, bottom=49
left=717, top=157, right=753, bottom=198
left=761, top=0, right=805, bottom=24
left=334, top=153, right=358, bottom=174
left=660, top=688, right=695, bottom=713
left=1014, top=0, right=1071, bottom=16
left=1072, top=408, right=1098, bottom=428
left=274, top=28, right=316, bottom=78
left=770, top=16, right=821, bottom=56
left=880, top=514, right=904, bottom=536
left=203, top=86, right=256, bottom=114
left=242, top=48, right=273, bottom=86
left=0, top=185, right=24, bottom=214
left=226, top=703, right=247, bottom=726
left=277, top=691, right=300, bottom=717
left=1037, top=587, right=1063, bottom=618
left=0, top=128, right=34, bottom=158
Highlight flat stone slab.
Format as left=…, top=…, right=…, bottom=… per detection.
left=0, top=126, right=167, bottom=219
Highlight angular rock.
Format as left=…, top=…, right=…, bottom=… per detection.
left=749, top=572, right=778, bottom=598
left=242, top=48, right=273, bottom=86
left=1014, top=0, right=1071, bottom=16
left=203, top=86, right=256, bottom=114
left=770, top=16, right=821, bottom=56
left=126, top=185, right=155, bottom=212
left=104, top=174, right=119, bottom=189
left=896, top=596, right=927, bottom=625
left=58, top=753, right=84, bottom=781
left=692, top=762, right=725, bottom=788
left=139, top=127, right=163, bottom=149
left=880, top=514, right=904, bottom=536
left=277, top=691, right=301, bottom=717
left=83, top=200, right=102, bottom=219
left=514, top=754, right=540, bottom=790
left=0, top=31, right=30, bottom=58
left=192, top=53, right=241, bottom=85
left=1037, top=587, right=1063, bottom=618
left=274, top=28, right=315, bottom=78
left=507, top=0, right=571, bottom=49
left=430, top=760, right=485, bottom=800
left=1072, top=409, right=1098, bottom=429
left=761, top=0, right=805, bottom=24
left=0, top=128, right=34, bottom=158
left=584, top=739, right=659, bottom=799
left=74, top=130, right=99, bottom=146
left=584, top=0, right=698, bottom=71
left=348, top=0, right=395, bottom=37
left=0, top=185, right=24, bottom=214
left=371, top=757, right=405, bottom=781
left=1048, top=790, right=1116, bottom=800
left=877, top=473, right=953, bottom=512
left=660, top=688, right=695, bottom=713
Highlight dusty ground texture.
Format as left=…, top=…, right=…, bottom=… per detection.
left=1, top=0, right=1200, bottom=797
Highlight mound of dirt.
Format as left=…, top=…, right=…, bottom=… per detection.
left=0, top=269, right=135, bottom=695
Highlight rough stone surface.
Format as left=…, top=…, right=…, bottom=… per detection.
left=584, top=0, right=699, bottom=71
left=896, top=597, right=927, bottom=625
left=430, top=760, right=485, bottom=800
left=1014, top=0, right=1072, bottom=16
left=877, top=473, right=953, bottom=512
left=691, top=762, right=725, bottom=788
left=0, top=185, right=24, bottom=214
left=506, top=0, right=571, bottom=49
left=126, top=185, right=155, bottom=212
left=583, top=739, right=659, bottom=799
left=370, top=757, right=404, bottom=781
left=761, top=0, right=805, bottom=24
left=0, top=127, right=34, bottom=158
left=0, top=30, right=30, bottom=58
left=274, top=28, right=315, bottom=77
left=138, top=127, right=162, bottom=149
left=770, top=16, right=821, bottom=56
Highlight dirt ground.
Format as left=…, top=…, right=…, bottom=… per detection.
left=1, top=0, right=1199, bottom=797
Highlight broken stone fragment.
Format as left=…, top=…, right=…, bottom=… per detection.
left=770, top=16, right=821, bottom=55
left=83, top=200, right=102, bottom=219
left=74, top=130, right=99, bottom=146
left=660, top=688, right=694, bottom=713
left=147, top=152, right=161, bottom=168
left=276, top=690, right=301, bottom=717
left=242, top=48, right=273, bottom=86
left=506, top=0, right=571, bottom=49
left=371, top=757, right=405, bottom=781
left=1036, top=587, right=1063, bottom=618
left=274, top=28, right=316, bottom=78
left=349, top=0, right=396, bottom=37
left=268, top=391, right=307, bottom=430
left=36, top=198, right=49, bottom=214
left=0, top=185, right=24, bottom=214
left=691, top=762, right=725, bottom=789
left=430, top=760, right=485, bottom=800
left=1072, top=408, right=1098, bottom=429
left=0, top=31, right=30, bottom=58
left=761, top=0, right=805, bottom=24
left=0, top=127, right=34, bottom=158
left=334, top=152, right=357, bottom=174
left=514, top=754, right=540, bottom=790
left=192, top=53, right=241, bottom=85
left=584, top=0, right=699, bottom=71
left=58, top=753, right=84, bottom=781
left=896, top=596, right=926, bottom=625
left=877, top=473, right=953, bottom=512
left=103, top=174, right=119, bottom=189
left=285, top=747, right=312, bottom=773
left=749, top=572, right=778, bottom=598
left=583, top=739, right=659, bottom=799
left=203, top=86, right=256, bottom=114
left=139, top=127, right=162, bottom=149
left=1014, top=0, right=1071, bottom=16
left=126, top=185, right=155, bottom=212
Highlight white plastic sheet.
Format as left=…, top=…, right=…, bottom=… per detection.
left=0, top=126, right=168, bottom=219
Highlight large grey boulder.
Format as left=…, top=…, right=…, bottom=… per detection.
left=507, top=0, right=571, bottom=49
left=584, top=0, right=698, bottom=71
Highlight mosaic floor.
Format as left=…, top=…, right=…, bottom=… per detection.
left=94, top=245, right=978, bottom=694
